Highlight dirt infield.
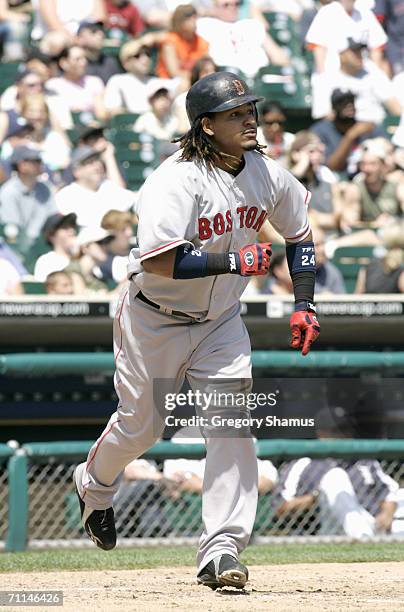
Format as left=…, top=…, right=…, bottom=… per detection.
left=3, top=562, right=404, bottom=611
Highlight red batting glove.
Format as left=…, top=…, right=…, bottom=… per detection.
left=239, top=242, right=272, bottom=276
left=290, top=309, right=320, bottom=356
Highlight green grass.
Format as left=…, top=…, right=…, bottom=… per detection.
left=1, top=543, right=404, bottom=573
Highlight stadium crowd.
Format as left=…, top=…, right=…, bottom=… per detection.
left=1, top=0, right=404, bottom=297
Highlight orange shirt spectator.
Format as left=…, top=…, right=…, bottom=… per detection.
left=156, top=5, right=209, bottom=80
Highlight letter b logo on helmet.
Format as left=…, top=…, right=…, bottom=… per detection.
left=186, top=71, right=263, bottom=124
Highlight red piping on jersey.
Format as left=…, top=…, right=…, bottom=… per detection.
left=304, top=190, right=310, bottom=205
left=285, top=223, right=310, bottom=242
left=141, top=239, right=184, bottom=259
left=82, top=418, right=121, bottom=498
left=114, top=288, right=128, bottom=368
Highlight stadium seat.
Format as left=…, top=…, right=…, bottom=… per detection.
left=382, top=114, right=401, bottom=139
left=254, top=66, right=311, bottom=110
left=21, top=280, right=46, bottom=295
left=0, top=61, right=23, bottom=95
left=332, top=246, right=375, bottom=293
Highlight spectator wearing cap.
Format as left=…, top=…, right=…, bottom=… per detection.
left=0, top=146, right=57, bottom=253
left=76, top=20, right=123, bottom=84
left=33, top=212, right=78, bottom=281
left=46, top=45, right=106, bottom=122
left=65, top=225, right=112, bottom=294
left=0, top=0, right=30, bottom=61
left=105, top=0, right=144, bottom=39
left=31, top=0, right=106, bottom=46
left=55, top=146, right=135, bottom=227
left=0, top=118, right=34, bottom=181
left=341, top=140, right=404, bottom=229
left=133, top=83, right=179, bottom=140
left=156, top=5, right=209, bottom=81
left=45, top=270, right=74, bottom=295
left=310, top=88, right=386, bottom=175
left=104, top=37, right=177, bottom=116
left=305, top=0, right=388, bottom=119
left=196, top=0, right=289, bottom=79
left=323, top=38, right=402, bottom=123
left=62, top=123, right=125, bottom=186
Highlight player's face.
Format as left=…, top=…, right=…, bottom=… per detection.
left=204, top=103, right=258, bottom=158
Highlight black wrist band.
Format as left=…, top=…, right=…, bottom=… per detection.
left=205, top=252, right=241, bottom=276
left=291, top=270, right=316, bottom=304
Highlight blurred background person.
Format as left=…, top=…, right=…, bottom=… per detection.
left=105, top=0, right=145, bottom=41
left=76, top=20, right=122, bottom=84
left=101, top=209, right=137, bottom=254
left=156, top=4, right=209, bottom=82
left=0, top=0, right=30, bottom=61
left=34, top=212, right=79, bottom=281
left=310, top=88, right=385, bottom=176
left=134, top=84, right=179, bottom=141
left=0, top=146, right=57, bottom=254
left=257, top=101, right=295, bottom=166
left=0, top=255, right=23, bottom=295
left=305, top=0, right=388, bottom=119
left=45, top=269, right=74, bottom=295
left=287, top=130, right=340, bottom=232
left=65, top=225, right=112, bottom=294
left=172, top=55, right=217, bottom=134
left=56, top=146, right=134, bottom=228
left=341, top=140, right=404, bottom=230
left=313, top=226, right=347, bottom=294
left=356, top=223, right=404, bottom=293
left=31, top=0, right=106, bottom=47
left=47, top=45, right=106, bottom=124
left=19, top=94, right=71, bottom=176
left=104, top=37, right=177, bottom=117
left=196, top=0, right=289, bottom=79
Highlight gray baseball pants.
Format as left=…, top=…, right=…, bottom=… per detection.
left=75, top=281, right=258, bottom=571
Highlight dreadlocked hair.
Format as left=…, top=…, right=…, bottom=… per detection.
left=172, top=116, right=266, bottom=170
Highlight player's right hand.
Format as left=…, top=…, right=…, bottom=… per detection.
left=238, top=242, right=272, bottom=276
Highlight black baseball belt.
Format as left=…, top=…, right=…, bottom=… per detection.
left=136, top=291, right=194, bottom=319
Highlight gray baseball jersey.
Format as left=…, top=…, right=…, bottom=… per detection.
left=128, top=149, right=311, bottom=320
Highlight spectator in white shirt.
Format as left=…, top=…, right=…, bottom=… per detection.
left=305, top=0, right=388, bottom=118
left=134, top=83, right=179, bottom=141
left=56, top=146, right=135, bottom=227
left=31, top=0, right=106, bottom=45
left=47, top=45, right=106, bottom=123
left=196, top=0, right=289, bottom=79
left=104, top=37, right=177, bottom=117
left=325, top=38, right=402, bottom=123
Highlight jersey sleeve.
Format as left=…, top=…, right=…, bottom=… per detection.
left=305, top=4, right=333, bottom=48
left=366, top=9, right=388, bottom=49
left=269, top=165, right=311, bottom=243
left=137, top=166, right=197, bottom=262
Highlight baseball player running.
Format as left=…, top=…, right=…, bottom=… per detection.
left=74, top=72, right=320, bottom=589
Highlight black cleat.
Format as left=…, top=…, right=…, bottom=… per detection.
left=74, top=476, right=116, bottom=551
left=197, top=554, right=249, bottom=590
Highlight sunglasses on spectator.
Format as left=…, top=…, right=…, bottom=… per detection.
left=130, top=49, right=151, bottom=59
left=24, top=80, right=43, bottom=88
left=263, top=119, right=286, bottom=125
left=219, top=1, right=241, bottom=7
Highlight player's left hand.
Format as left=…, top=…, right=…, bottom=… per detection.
left=290, top=309, right=320, bottom=356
